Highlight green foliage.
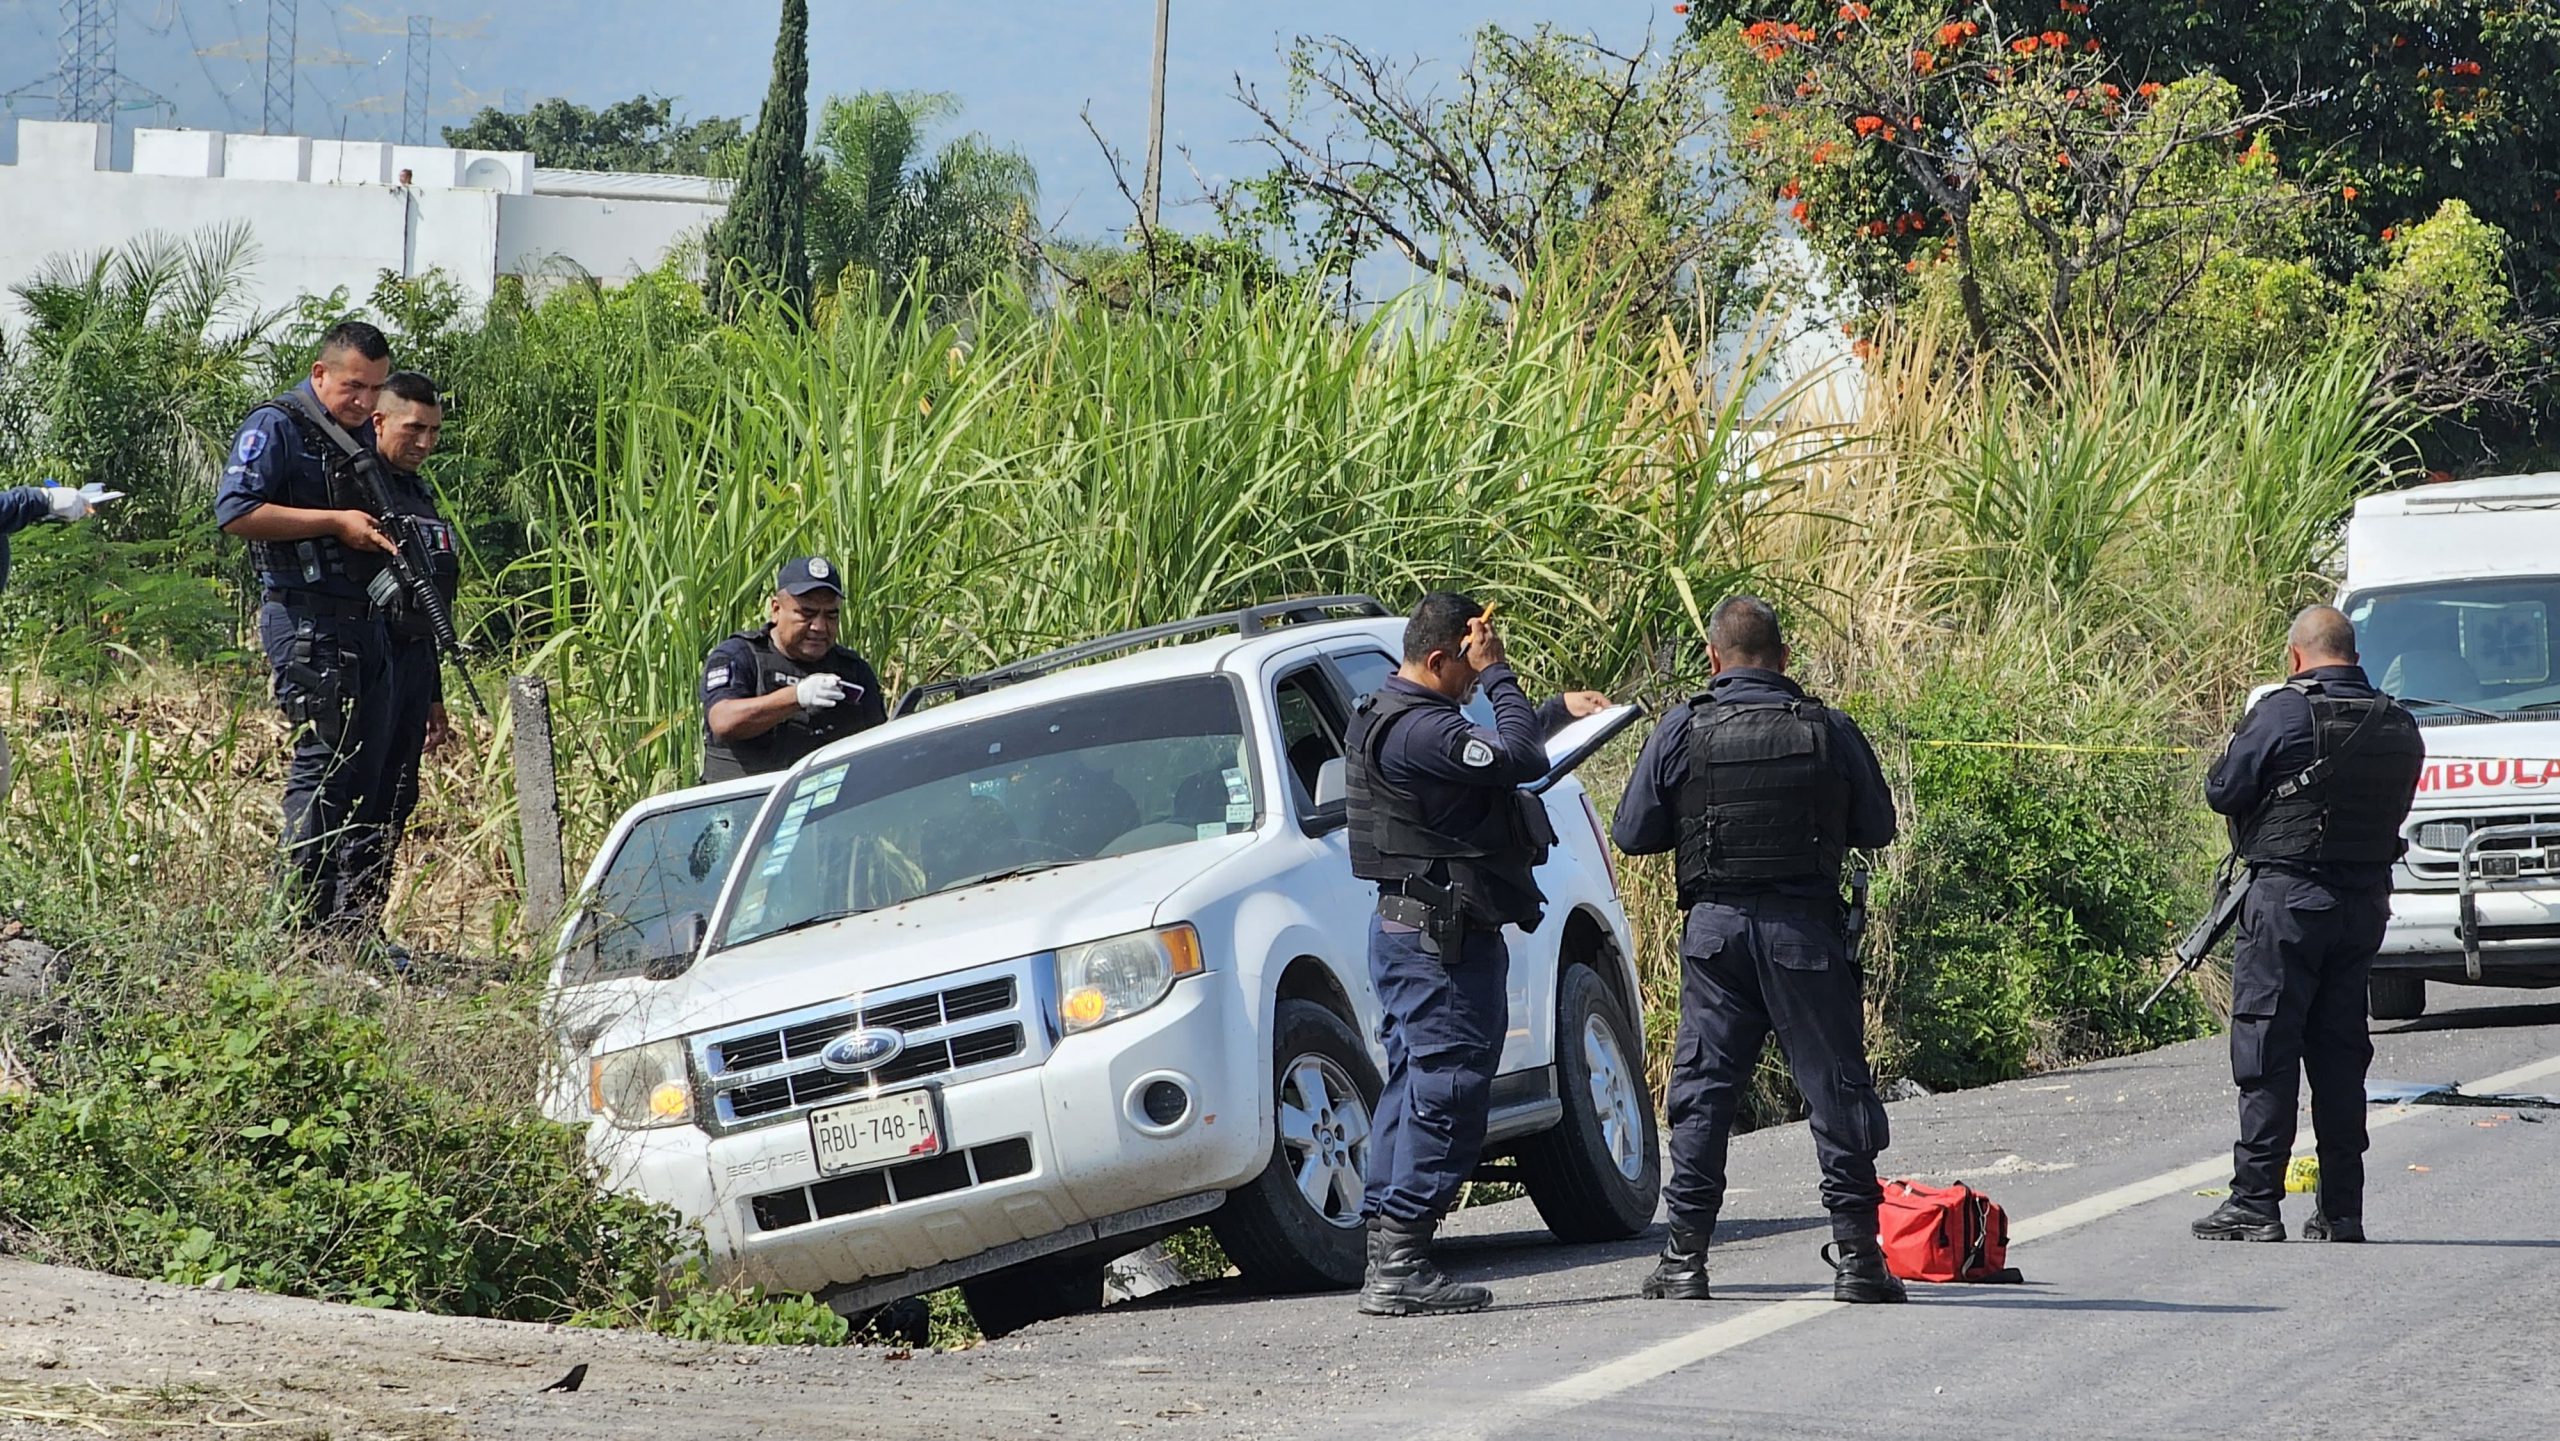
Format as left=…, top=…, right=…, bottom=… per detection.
left=708, top=0, right=812, bottom=317
left=806, top=92, right=1039, bottom=307
left=1856, top=675, right=2215, bottom=1089
left=442, top=95, right=745, bottom=176
left=0, top=521, right=236, bottom=676
left=2354, top=199, right=2544, bottom=418
left=0, top=968, right=678, bottom=1315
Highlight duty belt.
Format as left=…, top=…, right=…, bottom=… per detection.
left=263, top=590, right=378, bottom=621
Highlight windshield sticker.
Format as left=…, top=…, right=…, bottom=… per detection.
left=1222, top=767, right=1251, bottom=806
left=806, top=777, right=843, bottom=809
left=1226, top=802, right=1254, bottom=825
left=795, top=762, right=847, bottom=798
left=1198, top=821, right=1229, bottom=841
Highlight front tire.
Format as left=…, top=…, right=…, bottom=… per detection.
left=1212, top=998, right=1381, bottom=1292
left=2368, top=973, right=2427, bottom=1021
left=1519, top=965, right=1660, bottom=1242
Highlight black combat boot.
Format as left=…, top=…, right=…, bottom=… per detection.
left=1640, top=1226, right=1712, bottom=1300
left=1358, top=1219, right=1492, bottom=1317
left=1823, top=1238, right=1908, bottom=1304
left=2191, top=1200, right=2286, bottom=1242
left=2301, top=1204, right=2364, bottom=1243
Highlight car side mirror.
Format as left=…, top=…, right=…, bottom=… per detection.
left=1314, top=758, right=1347, bottom=806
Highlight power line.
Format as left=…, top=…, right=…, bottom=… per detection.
left=1, top=0, right=170, bottom=128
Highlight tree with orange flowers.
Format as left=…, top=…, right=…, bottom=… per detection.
left=1700, top=6, right=2320, bottom=367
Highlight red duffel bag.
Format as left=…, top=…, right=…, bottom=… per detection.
left=1879, top=1177, right=2023, bottom=1283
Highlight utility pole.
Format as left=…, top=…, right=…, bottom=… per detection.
left=262, top=0, right=297, bottom=135
left=1140, top=0, right=1169, bottom=232
left=401, top=14, right=432, bottom=144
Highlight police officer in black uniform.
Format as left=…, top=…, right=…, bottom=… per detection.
left=1611, top=595, right=1905, bottom=1304
left=216, top=320, right=404, bottom=940
left=1346, top=591, right=1606, bottom=1316
left=2193, top=605, right=2423, bottom=1244
left=700, top=557, right=888, bottom=782
left=342, top=371, right=463, bottom=941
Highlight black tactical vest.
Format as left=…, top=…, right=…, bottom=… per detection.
left=700, top=630, right=876, bottom=783
left=1675, top=696, right=1851, bottom=903
left=2236, top=682, right=2425, bottom=866
left=1344, top=685, right=1549, bottom=927
left=246, top=392, right=377, bottom=596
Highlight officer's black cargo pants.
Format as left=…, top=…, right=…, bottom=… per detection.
left=1664, top=894, right=1889, bottom=1244
left=257, top=599, right=431, bottom=934
left=1361, top=915, right=1510, bottom=1225
left=2227, top=870, right=2388, bottom=1218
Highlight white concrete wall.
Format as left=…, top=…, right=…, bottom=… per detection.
left=498, top=192, right=722, bottom=285
left=0, top=120, right=718, bottom=326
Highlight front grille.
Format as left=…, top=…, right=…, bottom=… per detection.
left=2404, top=810, right=2560, bottom=883
left=690, top=968, right=1040, bottom=1132
left=749, top=1137, right=1037, bottom=1232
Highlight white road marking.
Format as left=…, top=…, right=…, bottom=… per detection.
left=1510, top=1046, right=2560, bottom=1424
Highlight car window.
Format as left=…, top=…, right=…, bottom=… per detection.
left=719, top=677, right=1255, bottom=950
left=565, top=792, right=767, bottom=985
left=1336, top=645, right=1498, bottom=730
left=1334, top=649, right=1396, bottom=704
left=1274, top=666, right=1347, bottom=802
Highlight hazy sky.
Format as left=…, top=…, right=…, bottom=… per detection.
left=0, top=0, right=1673, bottom=239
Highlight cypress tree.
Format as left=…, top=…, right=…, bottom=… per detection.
left=708, top=0, right=811, bottom=317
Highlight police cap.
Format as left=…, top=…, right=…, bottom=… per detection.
left=777, top=555, right=842, bottom=597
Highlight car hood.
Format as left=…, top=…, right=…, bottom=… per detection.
left=567, top=837, right=1248, bottom=1054
left=2412, top=719, right=2560, bottom=808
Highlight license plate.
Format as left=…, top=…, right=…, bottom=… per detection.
left=808, top=1090, right=942, bottom=1177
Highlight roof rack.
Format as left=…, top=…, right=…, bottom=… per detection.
left=893, top=595, right=1391, bottom=717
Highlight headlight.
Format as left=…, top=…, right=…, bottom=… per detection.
left=1055, top=924, right=1205, bottom=1035
left=2417, top=820, right=2469, bottom=853
left=587, top=1039, right=693, bottom=1129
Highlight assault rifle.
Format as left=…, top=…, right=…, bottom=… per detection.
left=1844, top=861, right=1873, bottom=966
left=282, top=391, right=490, bottom=720
left=2140, top=852, right=2248, bottom=1014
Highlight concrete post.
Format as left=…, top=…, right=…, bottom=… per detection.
left=509, top=675, right=567, bottom=944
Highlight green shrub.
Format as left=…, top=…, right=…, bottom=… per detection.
left=0, top=965, right=841, bottom=1342
left=1857, top=674, right=2217, bottom=1089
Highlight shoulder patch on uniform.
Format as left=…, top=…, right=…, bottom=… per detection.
left=704, top=663, right=733, bottom=689
left=1461, top=737, right=1496, bottom=768
left=235, top=430, right=267, bottom=463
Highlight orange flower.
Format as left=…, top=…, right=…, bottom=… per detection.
left=2382, top=226, right=2396, bottom=241
left=1790, top=200, right=1811, bottom=223
left=2042, top=30, right=2070, bottom=48
left=1904, top=257, right=1921, bottom=273
left=1811, top=141, right=1839, bottom=165
left=2054, top=151, right=2072, bottom=167
left=1797, top=80, right=1819, bottom=96
left=1937, top=21, right=1967, bottom=47
left=2452, top=59, right=2483, bottom=77
left=2342, top=184, right=2359, bottom=201
left=2011, top=36, right=2040, bottom=54
left=1780, top=179, right=1802, bottom=199
left=1839, top=2, right=1871, bottom=19
left=1851, top=338, right=1875, bottom=362
left=1853, top=114, right=1886, bottom=138
left=1672, top=2, right=1688, bottom=11
left=2084, top=37, right=2101, bottom=52
left=1913, top=49, right=1938, bottom=74
left=2136, top=81, right=2164, bottom=99
left=2100, top=82, right=2122, bottom=99
left=2065, top=88, right=2082, bottom=102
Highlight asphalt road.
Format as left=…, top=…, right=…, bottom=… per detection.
left=922, top=983, right=2560, bottom=1441
left=9, top=987, right=2552, bottom=1439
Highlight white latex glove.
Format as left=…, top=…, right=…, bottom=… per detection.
left=795, top=672, right=846, bottom=713
left=41, top=483, right=119, bottom=521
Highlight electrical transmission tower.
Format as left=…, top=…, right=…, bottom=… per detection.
left=263, top=0, right=298, bottom=135
left=2, top=1, right=169, bottom=129
left=402, top=14, right=431, bottom=143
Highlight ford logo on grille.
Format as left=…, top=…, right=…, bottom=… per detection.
left=820, top=1027, right=905, bottom=1075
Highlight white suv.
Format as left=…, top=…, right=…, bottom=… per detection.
left=541, top=598, right=1658, bottom=1334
